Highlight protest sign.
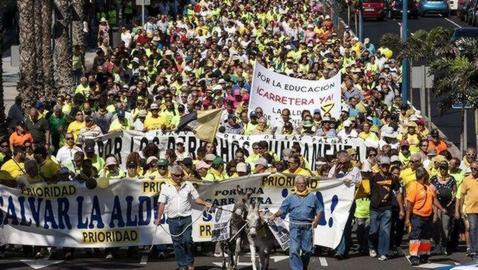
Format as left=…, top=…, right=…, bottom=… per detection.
left=268, top=217, right=290, bottom=251
left=0, top=174, right=354, bottom=249
left=93, top=131, right=366, bottom=171
left=211, top=204, right=234, bottom=242
left=248, top=62, right=342, bottom=126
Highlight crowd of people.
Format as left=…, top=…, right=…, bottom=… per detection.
left=1, top=0, right=477, bottom=268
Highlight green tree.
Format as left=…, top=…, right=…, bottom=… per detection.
left=429, top=38, right=478, bottom=152
left=379, top=33, right=403, bottom=59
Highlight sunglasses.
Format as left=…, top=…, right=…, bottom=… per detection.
left=411, top=160, right=420, bottom=163
left=472, top=167, right=478, bottom=171
left=66, top=137, right=74, bottom=140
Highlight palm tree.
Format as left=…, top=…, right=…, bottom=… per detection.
left=34, top=0, right=44, bottom=96
left=0, top=6, right=5, bottom=125
left=17, top=0, right=37, bottom=104
left=429, top=39, right=478, bottom=153
left=42, top=0, right=55, bottom=99
left=72, top=0, right=86, bottom=49
left=55, top=0, right=74, bottom=94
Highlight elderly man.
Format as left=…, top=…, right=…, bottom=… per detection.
left=56, top=133, right=82, bottom=167
left=155, top=165, right=212, bottom=270
left=270, top=176, right=323, bottom=270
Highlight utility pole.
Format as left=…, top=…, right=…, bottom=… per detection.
left=359, top=0, right=363, bottom=42
left=401, top=0, right=410, bottom=104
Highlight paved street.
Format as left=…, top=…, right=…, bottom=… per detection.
left=363, top=15, right=476, bottom=149
left=0, top=247, right=474, bottom=269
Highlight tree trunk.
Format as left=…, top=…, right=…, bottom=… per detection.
left=55, top=0, right=74, bottom=94
left=33, top=0, right=44, bottom=96
left=72, top=0, right=86, bottom=48
left=0, top=8, right=5, bottom=124
left=17, top=0, right=37, bottom=104
left=42, top=0, right=55, bottom=100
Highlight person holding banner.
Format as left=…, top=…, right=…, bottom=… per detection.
left=270, top=175, right=323, bottom=270
left=156, top=165, right=212, bottom=270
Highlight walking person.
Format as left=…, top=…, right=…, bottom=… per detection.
left=430, top=160, right=457, bottom=255
left=270, top=175, right=323, bottom=270
left=155, top=165, right=212, bottom=270
left=406, top=167, right=447, bottom=266
left=456, top=160, right=478, bottom=263
left=368, top=156, right=404, bottom=261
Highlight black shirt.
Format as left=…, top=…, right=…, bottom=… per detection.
left=25, top=117, right=50, bottom=144
left=370, top=172, right=400, bottom=210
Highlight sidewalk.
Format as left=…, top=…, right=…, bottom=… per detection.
left=1, top=49, right=97, bottom=113
left=2, top=49, right=19, bottom=113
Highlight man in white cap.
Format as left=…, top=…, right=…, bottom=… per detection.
left=99, top=156, right=125, bottom=179
left=156, top=165, right=212, bottom=270
left=175, top=138, right=191, bottom=161
left=236, top=162, right=249, bottom=177
left=254, top=157, right=268, bottom=174
left=337, top=120, right=358, bottom=139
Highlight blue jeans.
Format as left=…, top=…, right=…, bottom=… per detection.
left=289, top=224, right=313, bottom=270
left=368, top=209, right=392, bottom=257
left=468, top=214, right=478, bottom=257
left=167, top=216, right=194, bottom=269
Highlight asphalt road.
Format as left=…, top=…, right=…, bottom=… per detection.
left=363, top=15, right=476, bottom=149
left=0, top=247, right=475, bottom=270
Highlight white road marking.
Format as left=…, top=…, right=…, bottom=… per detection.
left=440, top=15, right=463, bottom=28
left=20, top=259, right=64, bottom=269
left=139, top=255, right=148, bottom=265
left=416, top=262, right=458, bottom=268
left=319, top=257, right=328, bottom=266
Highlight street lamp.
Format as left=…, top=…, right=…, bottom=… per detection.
left=401, top=0, right=410, bottom=103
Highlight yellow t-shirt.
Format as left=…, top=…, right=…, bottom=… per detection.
left=1, top=159, right=25, bottom=179
left=461, top=175, right=478, bottom=214
left=67, top=121, right=86, bottom=142
left=283, top=167, right=311, bottom=177
left=143, top=115, right=168, bottom=130
left=399, top=167, right=416, bottom=191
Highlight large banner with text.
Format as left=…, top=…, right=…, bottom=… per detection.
left=248, top=62, right=342, bottom=126
left=0, top=174, right=354, bottom=249
left=93, top=131, right=366, bottom=171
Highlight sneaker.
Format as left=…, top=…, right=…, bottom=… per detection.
left=64, top=251, right=73, bottom=260
left=369, top=250, right=377, bottom=258
left=105, top=253, right=113, bottom=260
left=378, top=255, right=387, bottom=261
left=158, top=252, right=166, bottom=259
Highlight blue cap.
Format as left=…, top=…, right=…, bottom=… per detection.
left=35, top=101, right=44, bottom=109
left=117, top=109, right=125, bottom=119
left=249, top=111, right=257, bottom=118
left=313, top=108, right=321, bottom=114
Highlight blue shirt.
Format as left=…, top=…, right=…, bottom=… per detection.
left=279, top=193, right=323, bottom=222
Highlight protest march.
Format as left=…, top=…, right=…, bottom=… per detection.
left=1, top=0, right=478, bottom=269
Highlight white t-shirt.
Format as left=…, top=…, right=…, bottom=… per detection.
left=158, top=181, right=199, bottom=218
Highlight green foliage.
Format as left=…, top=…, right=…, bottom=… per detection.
left=428, top=39, right=478, bottom=111
left=379, top=33, right=403, bottom=57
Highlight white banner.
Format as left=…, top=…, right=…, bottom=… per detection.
left=93, top=131, right=366, bottom=171
left=0, top=174, right=354, bottom=249
left=249, top=62, right=342, bottom=126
